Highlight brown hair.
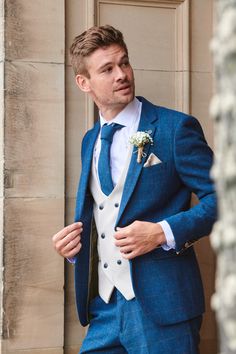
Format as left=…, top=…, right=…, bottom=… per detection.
left=70, top=25, right=128, bottom=77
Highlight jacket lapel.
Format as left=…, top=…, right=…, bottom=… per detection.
left=74, top=122, right=100, bottom=222
left=116, top=97, right=159, bottom=224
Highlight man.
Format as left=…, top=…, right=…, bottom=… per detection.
left=52, top=25, right=217, bottom=353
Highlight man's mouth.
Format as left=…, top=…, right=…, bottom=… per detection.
left=115, top=84, right=131, bottom=92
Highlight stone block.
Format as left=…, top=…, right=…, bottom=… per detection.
left=65, top=197, right=76, bottom=225
left=65, top=0, right=87, bottom=66
left=191, top=72, right=214, bottom=148
left=1, top=347, right=63, bottom=354
left=191, top=0, right=213, bottom=73
left=0, top=61, right=4, bottom=198
left=65, top=67, right=87, bottom=198
left=98, top=2, right=177, bottom=71
left=64, top=196, right=86, bottom=351
left=0, top=2, right=4, bottom=62
left=134, top=69, right=176, bottom=109
left=3, top=197, right=64, bottom=350
left=3, top=287, right=64, bottom=351
left=4, top=61, right=65, bottom=198
left=5, top=0, right=64, bottom=63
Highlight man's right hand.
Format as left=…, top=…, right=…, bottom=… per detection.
left=52, top=222, right=83, bottom=258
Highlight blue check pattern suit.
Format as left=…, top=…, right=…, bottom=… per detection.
left=73, top=97, right=217, bottom=349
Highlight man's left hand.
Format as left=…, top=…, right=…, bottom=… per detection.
left=114, top=221, right=166, bottom=260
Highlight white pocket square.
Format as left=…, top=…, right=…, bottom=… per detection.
left=144, top=153, right=162, bottom=167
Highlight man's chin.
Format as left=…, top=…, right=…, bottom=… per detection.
left=118, top=91, right=135, bottom=104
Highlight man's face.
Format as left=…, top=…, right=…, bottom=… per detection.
left=76, top=44, right=135, bottom=120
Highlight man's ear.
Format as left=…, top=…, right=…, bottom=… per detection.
left=75, top=74, right=91, bottom=93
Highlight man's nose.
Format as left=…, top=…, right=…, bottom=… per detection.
left=115, top=66, right=127, bottom=81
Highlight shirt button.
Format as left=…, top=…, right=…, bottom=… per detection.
left=114, top=203, right=119, bottom=208
left=104, top=263, right=108, bottom=269
left=101, top=233, right=105, bottom=239
left=99, top=204, right=104, bottom=210
left=117, top=260, right=122, bottom=265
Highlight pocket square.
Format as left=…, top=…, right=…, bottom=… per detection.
left=144, top=153, right=162, bottom=167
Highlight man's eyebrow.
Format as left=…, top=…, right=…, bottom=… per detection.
left=119, top=54, right=129, bottom=62
left=97, top=54, right=129, bottom=72
left=97, top=61, right=113, bottom=71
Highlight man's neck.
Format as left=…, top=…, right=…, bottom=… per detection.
left=99, top=105, right=128, bottom=121
left=99, top=98, right=137, bottom=122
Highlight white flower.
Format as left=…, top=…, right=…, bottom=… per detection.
left=129, top=131, right=153, bottom=163
left=129, top=131, right=153, bottom=147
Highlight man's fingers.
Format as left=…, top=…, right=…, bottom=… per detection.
left=53, top=222, right=83, bottom=242
left=115, top=221, right=138, bottom=239
left=54, top=230, right=81, bottom=252
left=119, top=245, right=133, bottom=254
left=62, top=234, right=81, bottom=253
left=62, top=228, right=82, bottom=246
left=54, top=233, right=82, bottom=258
left=114, top=227, right=131, bottom=240
left=64, top=242, right=82, bottom=259
left=122, top=250, right=137, bottom=260
left=114, top=231, right=125, bottom=240
left=115, top=238, right=128, bottom=247
left=52, top=221, right=83, bottom=258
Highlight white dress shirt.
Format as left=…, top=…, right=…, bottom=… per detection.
left=95, top=97, right=176, bottom=251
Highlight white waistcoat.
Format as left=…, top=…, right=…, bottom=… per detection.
left=89, top=147, right=135, bottom=303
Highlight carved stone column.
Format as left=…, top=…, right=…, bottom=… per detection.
left=211, top=1, right=236, bottom=353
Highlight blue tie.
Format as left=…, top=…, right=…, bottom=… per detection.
left=98, top=123, right=124, bottom=195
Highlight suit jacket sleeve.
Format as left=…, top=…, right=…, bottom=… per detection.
left=165, top=115, right=217, bottom=253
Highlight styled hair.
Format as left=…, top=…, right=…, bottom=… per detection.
left=70, top=25, right=128, bottom=77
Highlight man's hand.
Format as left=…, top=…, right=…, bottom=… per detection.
left=52, top=222, right=83, bottom=258
left=114, top=221, right=166, bottom=260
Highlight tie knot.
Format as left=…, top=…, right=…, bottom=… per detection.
left=100, top=123, right=124, bottom=143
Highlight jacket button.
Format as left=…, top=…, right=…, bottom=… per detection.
left=99, top=204, right=104, bottom=210
left=104, top=263, right=108, bottom=268
left=101, top=233, right=105, bottom=239
left=114, top=203, right=119, bottom=208
left=117, top=260, right=122, bottom=265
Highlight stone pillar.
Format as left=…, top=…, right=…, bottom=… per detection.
left=0, top=1, right=65, bottom=353
left=211, top=1, right=236, bottom=353
left=64, top=1, right=95, bottom=353
left=0, top=0, right=4, bottom=342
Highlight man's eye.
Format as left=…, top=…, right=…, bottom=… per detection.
left=103, top=67, right=112, bottom=73
left=121, top=61, right=130, bottom=67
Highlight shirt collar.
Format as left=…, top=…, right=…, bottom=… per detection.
left=99, top=97, right=141, bottom=128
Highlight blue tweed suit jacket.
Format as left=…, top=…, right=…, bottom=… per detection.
left=74, top=96, right=217, bottom=327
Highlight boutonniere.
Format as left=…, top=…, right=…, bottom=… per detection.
left=129, top=131, right=153, bottom=163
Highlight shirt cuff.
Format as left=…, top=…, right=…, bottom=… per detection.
left=158, top=220, right=176, bottom=251
left=67, top=257, right=76, bottom=264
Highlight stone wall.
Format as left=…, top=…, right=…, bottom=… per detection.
left=0, top=1, right=217, bottom=353
left=0, top=1, right=65, bottom=353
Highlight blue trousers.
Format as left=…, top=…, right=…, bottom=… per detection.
left=80, top=289, right=202, bottom=354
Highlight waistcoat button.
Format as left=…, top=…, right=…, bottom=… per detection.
left=104, top=263, right=108, bottom=268
left=99, top=204, right=104, bottom=210
left=117, top=260, right=122, bottom=265
left=101, top=233, right=105, bottom=239
left=114, top=203, right=119, bottom=208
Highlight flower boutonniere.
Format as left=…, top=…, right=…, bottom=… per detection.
left=129, top=131, right=153, bottom=163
